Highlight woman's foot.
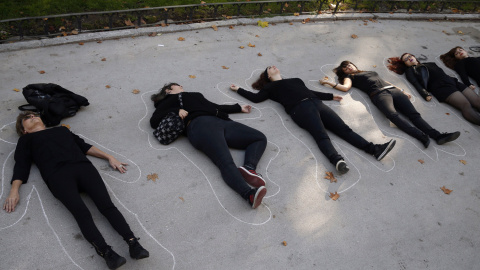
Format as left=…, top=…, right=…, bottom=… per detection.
left=373, top=139, right=396, bottom=161
left=127, top=238, right=150, bottom=260
left=247, top=186, right=267, bottom=209
left=102, top=246, right=126, bottom=270
left=335, top=160, right=349, bottom=174
left=238, top=166, right=266, bottom=188
left=435, top=131, right=461, bottom=145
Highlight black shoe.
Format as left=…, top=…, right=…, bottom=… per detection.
left=247, top=186, right=266, bottom=209
left=103, top=246, right=127, bottom=270
left=335, top=160, right=349, bottom=174
left=436, top=131, right=460, bottom=145
left=373, top=139, right=396, bottom=161
left=420, top=134, right=430, bottom=148
left=127, top=238, right=150, bottom=260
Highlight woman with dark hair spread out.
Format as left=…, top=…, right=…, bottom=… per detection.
left=230, top=66, right=396, bottom=175
left=388, top=53, right=480, bottom=125
left=321, top=60, right=460, bottom=148
left=150, top=83, right=268, bottom=209
left=3, top=112, right=149, bottom=270
left=440, top=46, right=480, bottom=89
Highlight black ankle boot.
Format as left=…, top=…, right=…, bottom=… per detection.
left=127, top=237, right=150, bottom=260
left=99, top=246, right=126, bottom=270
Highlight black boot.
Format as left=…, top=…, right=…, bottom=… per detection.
left=127, top=237, right=150, bottom=260
left=98, top=246, right=126, bottom=270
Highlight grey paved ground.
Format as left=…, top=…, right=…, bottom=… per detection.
left=1, top=13, right=480, bottom=270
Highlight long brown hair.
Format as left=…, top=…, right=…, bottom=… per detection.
left=251, top=68, right=270, bottom=90
left=387, top=53, right=412, bottom=75
left=151, top=82, right=179, bottom=104
left=333, top=61, right=362, bottom=84
left=440, top=46, right=463, bottom=70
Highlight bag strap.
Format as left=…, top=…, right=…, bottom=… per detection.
left=178, top=93, right=184, bottom=109
left=18, top=104, right=39, bottom=112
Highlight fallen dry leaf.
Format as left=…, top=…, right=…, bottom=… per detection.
left=132, top=89, right=140, bottom=94
left=258, top=53, right=262, bottom=56
left=178, top=37, right=185, bottom=41
left=200, top=1, right=206, bottom=4
left=248, top=42, right=255, bottom=47
left=239, top=46, right=244, bottom=49
left=161, top=22, right=167, bottom=27
left=329, top=192, right=340, bottom=201
left=189, top=75, right=196, bottom=79
left=418, top=159, right=425, bottom=164
left=125, top=19, right=135, bottom=26
left=457, top=30, right=463, bottom=34
left=222, top=66, right=229, bottom=69
left=97, top=40, right=102, bottom=43
left=323, top=76, right=329, bottom=80
left=282, top=241, right=287, bottom=246
left=105, top=85, right=111, bottom=88
left=61, top=124, right=71, bottom=129
left=459, top=160, right=467, bottom=165
left=59, top=26, right=66, bottom=31
left=257, top=20, right=268, bottom=28
left=13, top=88, right=20, bottom=92
left=255, top=35, right=259, bottom=37
left=351, top=34, right=358, bottom=39
left=71, top=30, right=79, bottom=35
left=428, top=19, right=433, bottom=22
left=101, top=58, right=106, bottom=61
left=148, top=32, right=157, bottom=37
left=179, top=197, right=185, bottom=202
left=289, top=22, right=293, bottom=25
left=446, top=113, right=450, bottom=115
left=147, top=173, right=159, bottom=182
left=294, top=12, right=300, bottom=16
left=79, top=42, right=84, bottom=45
left=373, top=65, right=377, bottom=68
left=39, top=70, right=46, bottom=74
left=440, top=186, right=452, bottom=194
left=229, top=25, right=234, bottom=29
left=364, top=22, right=368, bottom=25
left=212, top=25, right=218, bottom=31
left=324, top=171, right=337, bottom=183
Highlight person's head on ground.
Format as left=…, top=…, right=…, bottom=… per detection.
left=440, top=46, right=467, bottom=69
left=387, top=53, right=419, bottom=75
left=333, top=60, right=362, bottom=84
left=151, top=82, right=183, bottom=103
left=252, top=66, right=281, bottom=90
left=16, top=111, right=45, bottom=136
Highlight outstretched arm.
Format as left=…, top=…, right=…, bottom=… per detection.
left=86, top=146, right=128, bottom=173
left=230, top=84, right=269, bottom=103
left=3, top=180, right=22, bottom=213
left=320, top=77, right=352, bottom=92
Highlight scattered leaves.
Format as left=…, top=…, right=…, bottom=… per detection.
left=459, top=160, right=467, bottom=165
left=212, top=25, right=218, bottom=31
left=147, top=173, right=159, bottom=182
left=428, top=19, right=433, bottom=22
left=324, top=171, right=337, bottom=183
left=257, top=20, right=269, bottom=28
left=105, top=85, right=111, bottom=88
left=457, top=30, right=463, bottom=34
left=373, top=65, right=377, bottom=68
left=97, top=40, right=102, bottom=43
left=161, top=22, right=167, bottom=27
left=282, top=241, right=287, bottom=246
left=101, top=58, right=106, bottom=61
left=239, top=46, right=244, bottom=49
left=125, top=19, right=135, bottom=27
left=71, top=30, right=79, bottom=35
left=440, top=186, right=452, bottom=194
left=221, top=66, right=229, bottom=69
left=418, top=159, right=425, bottom=164
left=255, top=35, right=260, bottom=37
left=294, top=12, right=300, bottom=16
left=132, top=89, right=140, bottom=94
left=258, top=53, right=262, bottom=56
left=248, top=42, right=255, bottom=47
left=229, top=25, right=234, bottom=29
left=189, top=75, right=196, bottom=79
left=351, top=34, right=358, bottom=39
left=59, top=26, right=65, bottom=31
left=445, top=112, right=450, bottom=115
left=13, top=88, right=20, bottom=92
left=61, top=124, right=71, bottom=129
left=179, top=197, right=185, bottom=202
left=329, top=192, right=340, bottom=201
left=289, top=22, right=293, bottom=25
left=38, top=70, right=46, bottom=74
left=79, top=42, right=84, bottom=45
left=178, top=37, right=185, bottom=41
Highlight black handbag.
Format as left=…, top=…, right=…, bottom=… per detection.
left=153, top=93, right=185, bottom=145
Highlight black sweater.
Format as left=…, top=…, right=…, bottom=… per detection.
left=347, top=71, right=392, bottom=96
left=236, top=78, right=334, bottom=113
left=12, top=126, right=92, bottom=184
left=150, top=92, right=242, bottom=129
left=454, top=57, right=480, bottom=86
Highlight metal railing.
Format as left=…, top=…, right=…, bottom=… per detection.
left=0, top=0, right=478, bottom=43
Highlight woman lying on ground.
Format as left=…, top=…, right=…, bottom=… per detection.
left=3, top=111, right=149, bottom=270
left=150, top=83, right=267, bottom=209
left=230, top=66, right=396, bottom=175
left=440, top=46, right=480, bottom=89
left=321, top=60, right=460, bottom=148
left=388, top=53, right=480, bottom=126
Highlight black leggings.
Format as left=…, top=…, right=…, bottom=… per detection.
left=289, top=98, right=375, bottom=165
left=371, top=88, right=440, bottom=140
left=47, top=162, right=134, bottom=252
left=445, top=87, right=480, bottom=125
left=187, top=116, right=267, bottom=199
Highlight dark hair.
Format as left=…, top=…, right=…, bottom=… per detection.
left=151, top=82, right=180, bottom=103
left=387, top=53, right=415, bottom=75
left=16, top=111, right=40, bottom=136
left=333, top=61, right=362, bottom=84
left=440, top=46, right=463, bottom=70
left=252, top=68, right=271, bottom=90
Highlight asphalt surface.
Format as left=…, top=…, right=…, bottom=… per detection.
left=1, top=13, right=480, bottom=270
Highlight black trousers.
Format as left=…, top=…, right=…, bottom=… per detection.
left=47, top=162, right=135, bottom=252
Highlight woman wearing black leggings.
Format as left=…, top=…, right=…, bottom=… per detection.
left=230, top=65, right=396, bottom=175
left=150, top=83, right=267, bottom=209
left=321, top=60, right=460, bottom=148
left=3, top=112, right=149, bottom=270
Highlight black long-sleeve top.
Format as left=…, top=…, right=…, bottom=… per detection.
left=454, top=57, right=480, bottom=86
left=346, top=71, right=392, bottom=96
left=12, top=126, right=92, bottom=184
left=236, top=78, right=334, bottom=113
left=150, top=92, right=242, bottom=130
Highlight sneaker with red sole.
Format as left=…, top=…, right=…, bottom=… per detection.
left=238, top=166, right=266, bottom=188
left=248, top=186, right=266, bottom=209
